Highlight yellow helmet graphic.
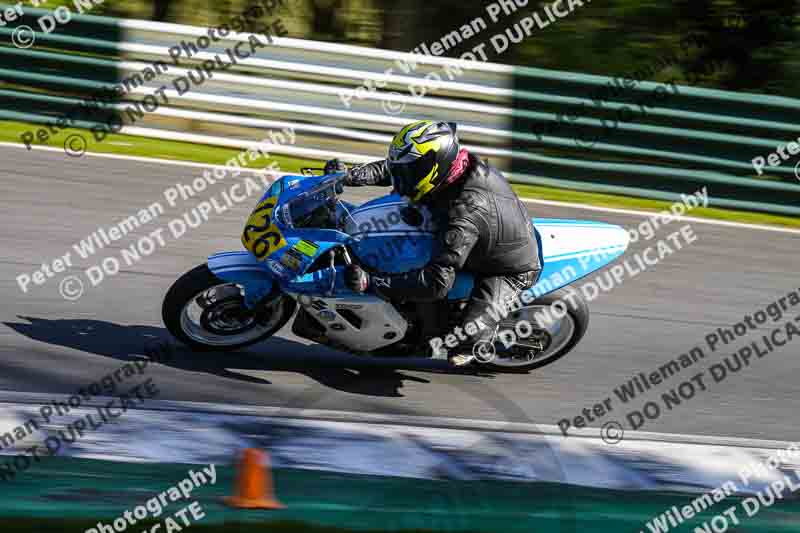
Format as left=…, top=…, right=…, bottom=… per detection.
left=387, top=121, right=460, bottom=202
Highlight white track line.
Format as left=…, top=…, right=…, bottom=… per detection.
left=523, top=197, right=800, bottom=235
left=0, top=142, right=273, bottom=174
left=0, top=391, right=792, bottom=450
left=2, top=141, right=798, bottom=235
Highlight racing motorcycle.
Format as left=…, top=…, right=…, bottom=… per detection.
left=162, top=170, right=629, bottom=371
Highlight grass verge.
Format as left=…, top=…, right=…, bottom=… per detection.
left=3, top=120, right=798, bottom=229
left=0, top=121, right=316, bottom=174
left=512, top=184, right=800, bottom=229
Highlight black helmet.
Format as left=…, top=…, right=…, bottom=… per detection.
left=387, top=120, right=460, bottom=202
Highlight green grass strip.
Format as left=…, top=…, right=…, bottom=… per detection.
left=3, top=120, right=798, bottom=229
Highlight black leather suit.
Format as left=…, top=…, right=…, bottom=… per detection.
left=346, top=152, right=542, bottom=347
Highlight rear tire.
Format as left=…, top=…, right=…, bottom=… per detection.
left=483, top=285, right=589, bottom=373
left=162, top=264, right=296, bottom=351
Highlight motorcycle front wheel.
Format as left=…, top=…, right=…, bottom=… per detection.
left=162, top=264, right=296, bottom=351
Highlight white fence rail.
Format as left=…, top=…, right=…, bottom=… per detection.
left=88, top=18, right=516, bottom=165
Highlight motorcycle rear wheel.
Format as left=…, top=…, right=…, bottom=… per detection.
left=481, top=285, right=589, bottom=372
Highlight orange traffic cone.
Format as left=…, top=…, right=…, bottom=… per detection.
left=223, top=448, right=285, bottom=509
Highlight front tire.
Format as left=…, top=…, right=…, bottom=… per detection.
left=482, top=285, right=589, bottom=372
left=162, top=265, right=296, bottom=351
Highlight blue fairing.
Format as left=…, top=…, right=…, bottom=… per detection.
left=345, top=193, right=434, bottom=273
left=528, top=218, right=629, bottom=297
left=208, top=173, right=630, bottom=306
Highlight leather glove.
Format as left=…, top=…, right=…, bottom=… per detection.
left=324, top=158, right=348, bottom=176
left=345, top=264, right=370, bottom=293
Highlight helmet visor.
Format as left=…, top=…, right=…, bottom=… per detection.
left=388, top=153, right=436, bottom=201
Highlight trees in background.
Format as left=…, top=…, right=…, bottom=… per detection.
left=103, top=0, right=799, bottom=95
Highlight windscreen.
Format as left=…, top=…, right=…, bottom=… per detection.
left=286, top=181, right=337, bottom=228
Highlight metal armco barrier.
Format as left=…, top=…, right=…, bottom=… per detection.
left=1, top=5, right=799, bottom=215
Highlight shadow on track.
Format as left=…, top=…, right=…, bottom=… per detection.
left=2, top=316, right=479, bottom=398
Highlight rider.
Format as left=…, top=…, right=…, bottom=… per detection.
left=325, top=120, right=541, bottom=366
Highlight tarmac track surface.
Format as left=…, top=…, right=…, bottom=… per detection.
left=0, top=146, right=798, bottom=441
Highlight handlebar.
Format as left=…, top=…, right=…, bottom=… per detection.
left=300, top=167, right=326, bottom=176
